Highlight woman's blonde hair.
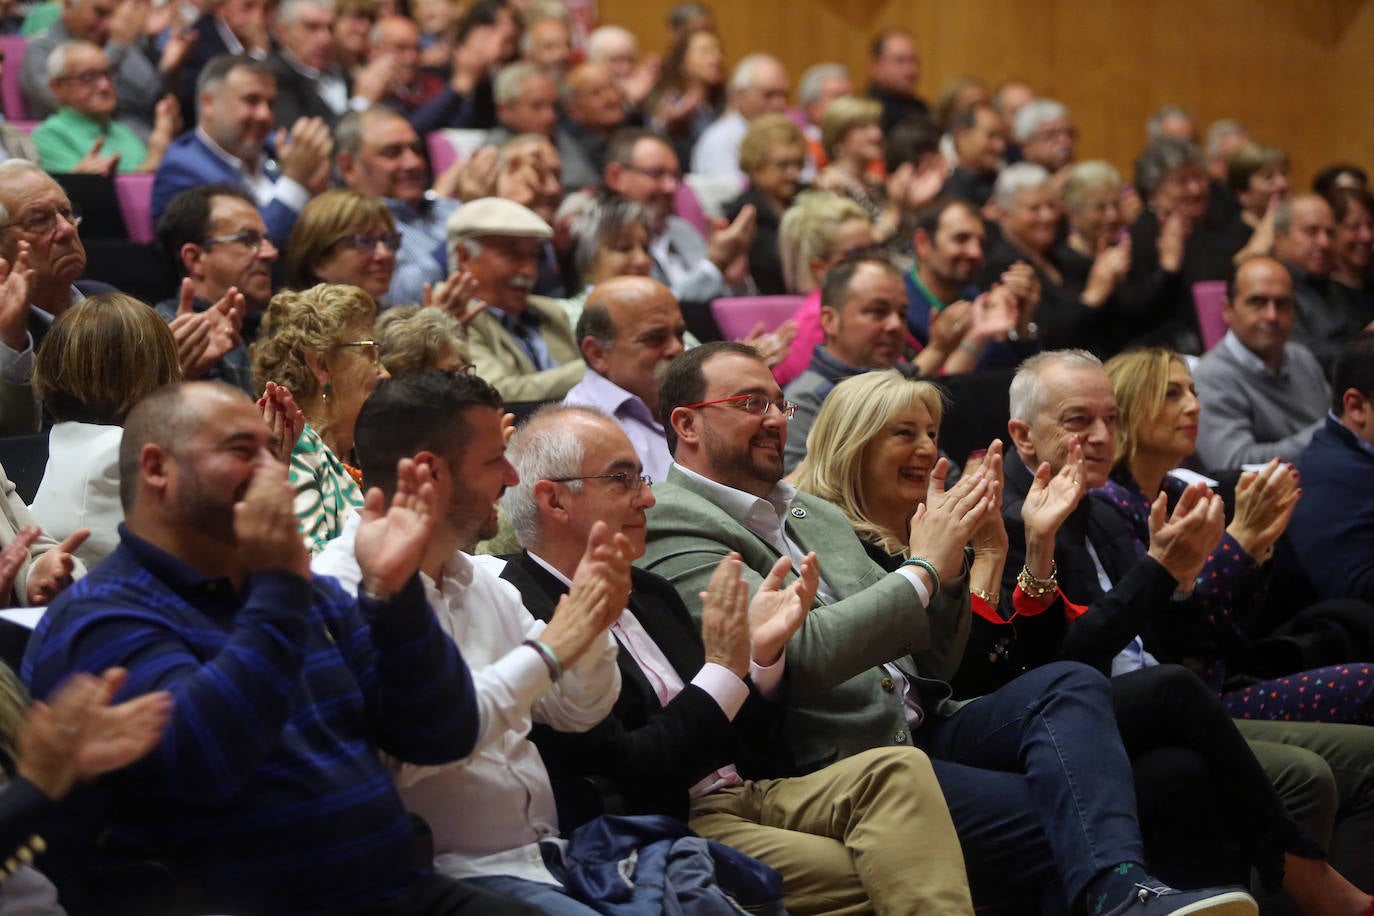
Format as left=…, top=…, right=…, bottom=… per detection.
left=250, top=283, right=379, bottom=403
left=1104, top=347, right=1186, bottom=468
left=738, top=113, right=804, bottom=177
left=375, top=305, right=468, bottom=376
left=283, top=189, right=396, bottom=290
left=34, top=293, right=182, bottom=424
left=819, top=95, right=882, bottom=159
left=778, top=190, right=869, bottom=294
left=795, top=370, right=945, bottom=557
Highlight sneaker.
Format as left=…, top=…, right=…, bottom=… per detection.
left=1100, top=880, right=1258, bottom=916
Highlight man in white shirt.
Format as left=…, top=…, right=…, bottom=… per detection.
left=313, top=369, right=632, bottom=914
left=690, top=54, right=790, bottom=181
left=498, top=403, right=976, bottom=916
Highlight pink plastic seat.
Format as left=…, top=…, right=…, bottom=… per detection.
left=426, top=132, right=457, bottom=177
left=711, top=295, right=805, bottom=341
left=114, top=173, right=155, bottom=243
left=0, top=35, right=29, bottom=121
left=1192, top=281, right=1228, bottom=351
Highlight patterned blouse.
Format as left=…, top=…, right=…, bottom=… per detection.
left=289, top=424, right=365, bottom=555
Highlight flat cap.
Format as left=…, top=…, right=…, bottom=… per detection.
left=446, top=197, right=553, bottom=241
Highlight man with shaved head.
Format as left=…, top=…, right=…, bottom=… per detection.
left=564, top=276, right=687, bottom=480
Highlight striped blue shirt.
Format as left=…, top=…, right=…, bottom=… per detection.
left=22, top=524, right=479, bottom=914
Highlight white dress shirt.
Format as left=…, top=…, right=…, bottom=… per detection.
left=312, top=513, right=621, bottom=886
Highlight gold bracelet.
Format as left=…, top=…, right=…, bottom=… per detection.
left=1016, top=562, right=1058, bottom=599
left=969, top=586, right=999, bottom=605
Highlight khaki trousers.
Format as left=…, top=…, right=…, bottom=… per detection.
left=689, top=746, right=973, bottom=916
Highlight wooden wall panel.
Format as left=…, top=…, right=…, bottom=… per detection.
left=596, top=0, right=1374, bottom=187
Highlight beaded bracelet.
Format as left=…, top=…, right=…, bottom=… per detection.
left=1016, top=561, right=1058, bottom=599
left=901, top=556, right=941, bottom=601
left=523, top=639, right=564, bottom=682
left=969, top=586, right=999, bottom=605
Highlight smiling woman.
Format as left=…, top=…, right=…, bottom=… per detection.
left=284, top=189, right=400, bottom=304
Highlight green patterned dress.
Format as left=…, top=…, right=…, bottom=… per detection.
left=288, top=424, right=365, bottom=555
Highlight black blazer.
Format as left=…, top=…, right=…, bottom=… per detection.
left=499, top=553, right=785, bottom=825
left=267, top=52, right=348, bottom=129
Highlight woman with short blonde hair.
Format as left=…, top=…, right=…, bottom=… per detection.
left=252, top=284, right=390, bottom=552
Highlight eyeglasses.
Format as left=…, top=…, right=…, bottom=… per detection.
left=202, top=228, right=273, bottom=254
left=0, top=203, right=82, bottom=236
left=330, top=231, right=403, bottom=253
left=623, top=165, right=681, bottom=184
left=680, top=393, right=797, bottom=419
left=337, top=339, right=381, bottom=365
left=548, top=472, right=653, bottom=491
left=55, top=67, right=113, bottom=85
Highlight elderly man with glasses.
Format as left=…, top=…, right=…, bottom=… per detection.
left=33, top=40, right=181, bottom=175
left=152, top=184, right=281, bottom=394
left=0, top=159, right=114, bottom=434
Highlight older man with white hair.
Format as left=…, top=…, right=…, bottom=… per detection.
left=690, top=53, right=790, bottom=180
left=584, top=24, right=657, bottom=108
left=1014, top=98, right=1075, bottom=177
left=449, top=197, right=585, bottom=401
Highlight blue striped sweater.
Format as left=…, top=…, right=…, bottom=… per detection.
left=22, top=525, right=479, bottom=914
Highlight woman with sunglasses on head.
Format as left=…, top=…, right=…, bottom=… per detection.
left=284, top=189, right=403, bottom=306
left=796, top=369, right=1374, bottom=912
left=251, top=284, right=390, bottom=553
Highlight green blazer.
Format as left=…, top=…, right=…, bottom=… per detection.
left=466, top=294, right=585, bottom=403
left=640, top=466, right=971, bottom=774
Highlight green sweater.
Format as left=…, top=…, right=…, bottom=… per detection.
left=32, top=107, right=147, bottom=173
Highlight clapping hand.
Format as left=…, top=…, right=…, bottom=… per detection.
left=1227, top=458, right=1300, bottom=562
left=1146, top=481, right=1227, bottom=590
left=1020, top=437, right=1088, bottom=542
left=26, top=530, right=88, bottom=606
left=0, top=526, right=40, bottom=606
left=355, top=458, right=438, bottom=599
left=235, top=451, right=310, bottom=581
left=258, top=381, right=305, bottom=466
left=19, top=668, right=171, bottom=801
left=539, top=521, right=635, bottom=668
left=908, top=456, right=997, bottom=582
left=748, top=552, right=818, bottom=666
left=423, top=272, right=484, bottom=327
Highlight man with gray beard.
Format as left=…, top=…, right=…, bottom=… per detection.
left=563, top=276, right=688, bottom=481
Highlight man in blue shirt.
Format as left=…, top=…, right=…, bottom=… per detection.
left=23, top=381, right=537, bottom=915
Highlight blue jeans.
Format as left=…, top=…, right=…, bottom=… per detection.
left=918, top=661, right=1146, bottom=912
left=464, top=844, right=602, bottom=916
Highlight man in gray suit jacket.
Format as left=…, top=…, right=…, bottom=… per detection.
left=639, top=340, right=1256, bottom=916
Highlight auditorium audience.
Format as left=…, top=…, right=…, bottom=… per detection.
left=449, top=197, right=585, bottom=401
left=22, top=380, right=538, bottom=914
left=797, top=364, right=1374, bottom=904
left=251, top=283, right=388, bottom=552
left=722, top=113, right=806, bottom=295
left=1328, top=188, right=1374, bottom=315
left=152, top=54, right=334, bottom=243
left=1192, top=257, right=1328, bottom=469
left=2, top=3, right=1373, bottom=908
left=641, top=340, right=1260, bottom=914
left=33, top=41, right=180, bottom=175
left=865, top=28, right=927, bottom=132
left=29, top=293, right=182, bottom=568
left=644, top=27, right=725, bottom=169
left=284, top=189, right=401, bottom=304
left=500, top=402, right=977, bottom=914
left=336, top=106, right=458, bottom=308
left=563, top=276, right=684, bottom=481
left=154, top=184, right=276, bottom=392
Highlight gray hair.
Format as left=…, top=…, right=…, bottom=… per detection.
left=1204, top=119, right=1248, bottom=158
left=1009, top=349, right=1103, bottom=422
left=335, top=106, right=402, bottom=158
left=0, top=160, right=51, bottom=224
left=585, top=25, right=636, bottom=63
left=518, top=13, right=570, bottom=57
left=566, top=194, right=651, bottom=278
left=1062, top=160, right=1122, bottom=213
left=448, top=236, right=482, bottom=274
left=797, top=63, right=849, bottom=108
left=502, top=404, right=612, bottom=545
left=1133, top=137, right=1204, bottom=199
left=1272, top=194, right=1328, bottom=237
left=729, top=53, right=780, bottom=93
left=276, top=0, right=333, bottom=26
left=1146, top=104, right=1193, bottom=142
left=993, top=162, right=1052, bottom=212
left=1012, top=98, right=1068, bottom=143
left=46, top=40, right=98, bottom=82
left=494, top=61, right=548, bottom=106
